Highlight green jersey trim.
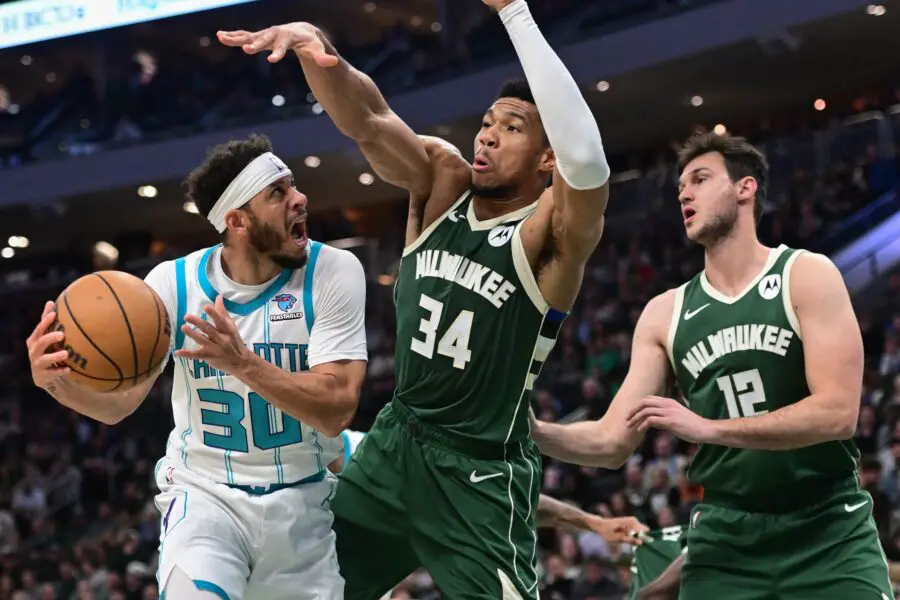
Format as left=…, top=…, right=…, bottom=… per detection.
left=401, top=190, right=471, bottom=258
left=511, top=219, right=549, bottom=314
left=698, top=244, right=787, bottom=304
left=464, top=195, right=538, bottom=231
left=781, top=249, right=804, bottom=339
left=665, top=284, right=687, bottom=370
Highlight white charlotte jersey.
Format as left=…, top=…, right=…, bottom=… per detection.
left=145, top=241, right=367, bottom=489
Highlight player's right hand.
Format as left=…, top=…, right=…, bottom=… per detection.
left=217, top=23, right=339, bottom=67
left=26, top=301, right=71, bottom=390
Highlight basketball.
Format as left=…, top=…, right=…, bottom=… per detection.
left=52, top=271, right=171, bottom=392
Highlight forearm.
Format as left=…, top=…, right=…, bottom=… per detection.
left=296, top=30, right=390, bottom=141
left=533, top=420, right=630, bottom=468
left=45, top=379, right=141, bottom=425
left=231, top=354, right=355, bottom=437
left=536, top=495, right=591, bottom=529
left=499, top=0, right=609, bottom=189
left=709, top=394, right=856, bottom=450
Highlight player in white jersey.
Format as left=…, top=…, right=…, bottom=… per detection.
left=26, top=134, right=367, bottom=600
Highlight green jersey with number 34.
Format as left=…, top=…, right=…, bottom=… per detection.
left=393, top=193, right=565, bottom=444
left=669, top=245, right=859, bottom=508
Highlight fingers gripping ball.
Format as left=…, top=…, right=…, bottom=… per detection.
left=50, top=271, right=171, bottom=392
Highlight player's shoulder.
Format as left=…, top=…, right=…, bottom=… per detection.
left=786, top=250, right=844, bottom=294
left=311, top=243, right=365, bottom=279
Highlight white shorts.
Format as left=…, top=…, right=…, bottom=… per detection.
left=154, top=458, right=343, bottom=600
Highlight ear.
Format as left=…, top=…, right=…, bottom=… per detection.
left=735, top=176, right=758, bottom=205
left=538, top=146, right=556, bottom=175
left=224, top=209, right=248, bottom=234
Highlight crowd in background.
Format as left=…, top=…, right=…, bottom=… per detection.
left=0, top=111, right=897, bottom=598
left=0, top=0, right=900, bottom=596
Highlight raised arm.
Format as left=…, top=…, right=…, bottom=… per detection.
left=531, top=291, right=674, bottom=467
left=701, top=253, right=860, bottom=449
left=218, top=24, right=434, bottom=198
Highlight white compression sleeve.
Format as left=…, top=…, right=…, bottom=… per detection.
left=499, top=0, right=610, bottom=190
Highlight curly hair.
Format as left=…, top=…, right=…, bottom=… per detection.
left=184, top=133, right=274, bottom=220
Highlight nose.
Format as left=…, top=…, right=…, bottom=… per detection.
left=476, top=124, right=498, bottom=149
left=678, top=187, right=693, bottom=203
left=289, top=188, right=308, bottom=211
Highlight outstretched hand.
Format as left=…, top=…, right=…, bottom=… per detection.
left=217, top=23, right=338, bottom=67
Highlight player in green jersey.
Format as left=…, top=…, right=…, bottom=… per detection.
left=218, top=0, right=612, bottom=596
left=530, top=132, right=893, bottom=598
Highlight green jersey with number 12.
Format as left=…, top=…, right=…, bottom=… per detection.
left=393, top=192, right=565, bottom=444
left=668, top=245, right=858, bottom=510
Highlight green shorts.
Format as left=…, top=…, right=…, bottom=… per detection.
left=681, top=487, right=892, bottom=599
left=331, top=401, right=542, bottom=600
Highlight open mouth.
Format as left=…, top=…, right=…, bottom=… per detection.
left=682, top=207, right=696, bottom=223
left=473, top=156, right=491, bottom=173
left=290, top=220, right=308, bottom=247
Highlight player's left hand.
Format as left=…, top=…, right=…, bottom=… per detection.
left=175, top=296, right=251, bottom=371
left=626, top=396, right=716, bottom=444
left=481, top=0, right=517, bottom=11
left=585, top=515, right=649, bottom=545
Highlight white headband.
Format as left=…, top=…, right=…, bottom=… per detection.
left=206, top=152, right=293, bottom=233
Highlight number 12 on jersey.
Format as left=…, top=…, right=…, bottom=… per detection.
left=716, top=369, right=769, bottom=419
left=410, top=293, right=474, bottom=370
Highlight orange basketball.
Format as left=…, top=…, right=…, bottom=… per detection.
left=52, top=271, right=171, bottom=392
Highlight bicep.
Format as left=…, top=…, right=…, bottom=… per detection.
left=310, top=360, right=367, bottom=397
left=794, top=254, right=863, bottom=405
left=357, top=111, right=433, bottom=197
left=550, top=169, right=610, bottom=258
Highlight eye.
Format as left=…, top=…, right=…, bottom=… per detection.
left=481, top=121, right=491, bottom=129
left=507, top=125, right=520, bottom=133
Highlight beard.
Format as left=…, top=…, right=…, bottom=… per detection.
left=692, top=198, right=738, bottom=247
left=469, top=174, right=514, bottom=199
left=246, top=212, right=308, bottom=270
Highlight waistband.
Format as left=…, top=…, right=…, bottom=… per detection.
left=387, top=400, right=532, bottom=461
left=702, top=476, right=859, bottom=514
left=225, top=469, right=326, bottom=496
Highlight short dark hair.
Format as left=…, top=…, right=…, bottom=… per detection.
left=185, top=133, right=274, bottom=219
left=496, top=78, right=535, bottom=105
left=677, top=131, right=769, bottom=225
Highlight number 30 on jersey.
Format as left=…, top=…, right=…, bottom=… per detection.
left=410, top=293, right=474, bottom=370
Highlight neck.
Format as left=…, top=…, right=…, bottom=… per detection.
left=220, top=244, right=281, bottom=285
left=703, top=226, right=770, bottom=296
left=471, top=182, right=544, bottom=221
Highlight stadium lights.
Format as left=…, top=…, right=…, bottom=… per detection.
left=713, top=124, right=727, bottom=135
left=183, top=201, right=200, bottom=214
left=199, top=36, right=211, bottom=47
left=0, top=247, right=13, bottom=259
left=410, top=16, right=423, bottom=27
left=595, top=80, right=610, bottom=92
left=364, top=2, right=376, bottom=13
left=8, top=104, right=19, bottom=115
left=431, top=22, right=443, bottom=33
left=304, top=156, right=321, bottom=168
left=690, top=95, right=704, bottom=107
left=20, top=55, right=31, bottom=66
left=359, top=173, right=375, bottom=185
left=8, top=236, right=28, bottom=248
left=814, top=98, right=827, bottom=111
left=45, top=72, right=57, bottom=83
left=272, top=95, right=286, bottom=107
left=138, top=185, right=158, bottom=198
left=94, top=241, right=119, bottom=262
left=867, top=4, right=886, bottom=16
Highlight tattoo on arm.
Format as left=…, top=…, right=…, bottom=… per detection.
left=536, top=495, right=589, bottom=529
